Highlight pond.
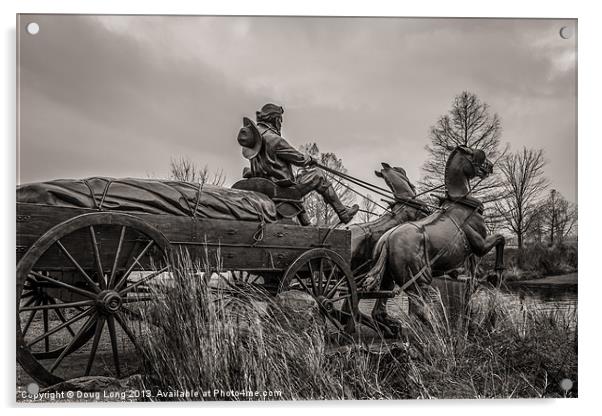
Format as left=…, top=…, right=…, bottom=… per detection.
left=502, top=283, right=577, bottom=315
left=358, top=275, right=578, bottom=329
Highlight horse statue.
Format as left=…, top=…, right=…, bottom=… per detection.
left=363, top=146, right=505, bottom=330
left=348, top=163, right=430, bottom=274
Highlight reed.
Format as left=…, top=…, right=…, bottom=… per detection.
left=139, top=253, right=577, bottom=400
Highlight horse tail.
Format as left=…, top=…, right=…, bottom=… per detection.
left=364, top=227, right=396, bottom=289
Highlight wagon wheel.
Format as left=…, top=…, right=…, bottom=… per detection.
left=231, top=270, right=263, bottom=285
left=279, top=248, right=359, bottom=336
left=17, top=212, right=170, bottom=386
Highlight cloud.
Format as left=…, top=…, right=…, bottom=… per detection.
left=18, top=15, right=576, bottom=202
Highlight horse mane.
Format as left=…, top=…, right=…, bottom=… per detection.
left=444, top=146, right=461, bottom=191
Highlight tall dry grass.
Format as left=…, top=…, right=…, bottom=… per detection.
left=399, top=287, right=577, bottom=398
left=139, top=253, right=577, bottom=400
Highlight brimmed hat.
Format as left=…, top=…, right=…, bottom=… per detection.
left=237, top=117, right=262, bottom=160
left=256, top=103, right=284, bottom=119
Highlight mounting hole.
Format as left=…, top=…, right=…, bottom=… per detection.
left=559, top=26, right=573, bottom=40
left=559, top=378, right=573, bottom=392
left=26, top=22, right=40, bottom=35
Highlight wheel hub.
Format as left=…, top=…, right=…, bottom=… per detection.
left=317, top=296, right=334, bottom=312
left=96, top=290, right=122, bottom=314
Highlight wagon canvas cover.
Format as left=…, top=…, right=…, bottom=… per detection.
left=17, top=177, right=278, bottom=222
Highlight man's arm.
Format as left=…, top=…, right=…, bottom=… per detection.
left=274, top=138, right=315, bottom=167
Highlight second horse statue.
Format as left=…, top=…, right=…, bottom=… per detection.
left=364, top=146, right=506, bottom=331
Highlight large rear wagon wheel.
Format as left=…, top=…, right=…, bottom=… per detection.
left=17, top=212, right=170, bottom=386
left=278, top=248, right=359, bottom=337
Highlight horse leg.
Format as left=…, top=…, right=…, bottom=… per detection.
left=464, top=227, right=506, bottom=287
left=404, top=256, right=444, bottom=327
left=464, top=226, right=505, bottom=274
left=371, top=273, right=403, bottom=336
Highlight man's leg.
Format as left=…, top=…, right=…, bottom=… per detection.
left=294, top=168, right=359, bottom=224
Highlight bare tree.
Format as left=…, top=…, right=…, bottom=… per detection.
left=298, top=143, right=356, bottom=226
left=168, top=156, right=226, bottom=186
left=540, top=189, right=578, bottom=245
left=359, top=194, right=380, bottom=223
left=420, top=91, right=508, bottom=207
left=494, top=147, right=548, bottom=249
left=526, top=207, right=546, bottom=244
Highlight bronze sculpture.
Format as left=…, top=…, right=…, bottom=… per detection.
left=237, top=103, right=359, bottom=224
left=363, top=146, right=506, bottom=330
left=348, top=163, right=429, bottom=273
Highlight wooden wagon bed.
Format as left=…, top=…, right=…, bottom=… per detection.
left=17, top=202, right=350, bottom=272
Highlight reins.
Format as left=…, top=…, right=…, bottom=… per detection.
left=314, top=162, right=442, bottom=217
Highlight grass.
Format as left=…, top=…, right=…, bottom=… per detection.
left=138, top=253, right=577, bottom=400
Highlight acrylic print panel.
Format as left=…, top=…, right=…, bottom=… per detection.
left=16, top=14, right=577, bottom=402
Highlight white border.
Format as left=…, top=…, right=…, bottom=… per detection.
left=2, top=1, right=599, bottom=415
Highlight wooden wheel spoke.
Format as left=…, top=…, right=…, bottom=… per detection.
left=106, top=315, right=121, bottom=377
left=317, top=258, right=326, bottom=295
left=331, top=308, right=356, bottom=336
left=21, top=296, right=36, bottom=308
left=27, top=307, right=94, bottom=347
left=119, top=266, right=168, bottom=295
left=46, top=298, right=76, bottom=337
left=22, top=299, right=41, bottom=335
left=20, top=299, right=95, bottom=312
left=307, top=260, right=318, bottom=295
left=294, top=273, right=313, bottom=295
left=42, top=303, right=50, bottom=352
left=325, top=275, right=347, bottom=298
left=323, top=309, right=346, bottom=333
left=50, top=313, right=96, bottom=373
left=329, top=294, right=352, bottom=303
left=114, top=240, right=155, bottom=291
left=332, top=307, right=353, bottom=318
left=56, top=240, right=100, bottom=293
left=85, top=315, right=105, bottom=376
left=114, top=312, right=142, bottom=352
left=28, top=271, right=97, bottom=300
left=322, top=261, right=338, bottom=296
left=108, top=225, right=127, bottom=288
left=89, top=226, right=107, bottom=290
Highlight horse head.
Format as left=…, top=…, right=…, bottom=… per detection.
left=375, top=162, right=417, bottom=201
left=445, top=146, right=493, bottom=199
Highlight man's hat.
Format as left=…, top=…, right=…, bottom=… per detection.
left=256, top=103, right=284, bottom=119
left=237, top=117, right=262, bottom=160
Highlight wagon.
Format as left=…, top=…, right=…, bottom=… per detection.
left=16, top=179, right=359, bottom=386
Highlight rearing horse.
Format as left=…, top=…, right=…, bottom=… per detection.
left=364, top=146, right=505, bottom=329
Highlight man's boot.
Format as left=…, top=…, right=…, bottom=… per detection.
left=321, top=185, right=359, bottom=224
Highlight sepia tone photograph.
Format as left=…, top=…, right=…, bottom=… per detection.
left=16, top=14, right=577, bottom=402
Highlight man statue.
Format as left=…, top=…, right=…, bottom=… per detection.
left=237, top=103, right=359, bottom=224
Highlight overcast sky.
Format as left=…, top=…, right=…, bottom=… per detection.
left=17, top=15, right=577, bottom=202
